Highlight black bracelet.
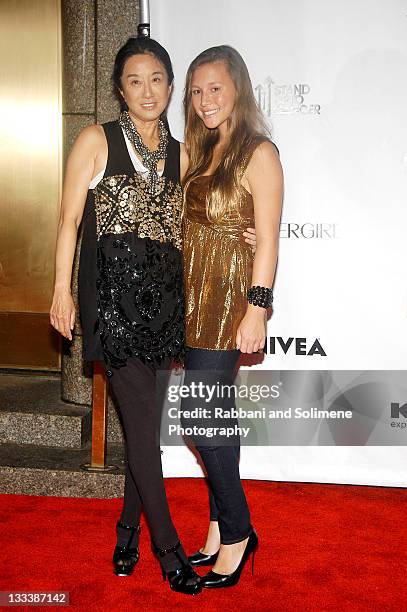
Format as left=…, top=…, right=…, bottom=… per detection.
left=247, top=285, right=273, bottom=308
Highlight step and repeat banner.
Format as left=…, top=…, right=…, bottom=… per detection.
left=150, top=0, right=407, bottom=486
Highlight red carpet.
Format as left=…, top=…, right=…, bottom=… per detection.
left=0, top=479, right=406, bottom=611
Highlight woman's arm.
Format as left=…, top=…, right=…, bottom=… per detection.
left=236, top=141, right=283, bottom=353
left=50, top=125, right=105, bottom=340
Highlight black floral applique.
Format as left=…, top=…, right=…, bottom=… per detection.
left=96, top=235, right=185, bottom=374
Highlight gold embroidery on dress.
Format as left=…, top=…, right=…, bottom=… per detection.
left=94, top=173, right=183, bottom=250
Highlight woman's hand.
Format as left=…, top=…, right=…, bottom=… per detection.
left=50, top=290, right=76, bottom=341
left=243, top=227, right=256, bottom=253
left=236, top=305, right=267, bottom=353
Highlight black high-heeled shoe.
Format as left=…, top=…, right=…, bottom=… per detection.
left=188, top=548, right=219, bottom=566
left=199, top=530, right=258, bottom=589
left=153, top=541, right=202, bottom=595
left=112, top=521, right=140, bottom=577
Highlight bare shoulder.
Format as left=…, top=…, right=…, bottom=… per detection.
left=245, top=139, right=283, bottom=197
left=73, top=124, right=106, bottom=150
left=247, top=140, right=281, bottom=174
left=67, top=124, right=107, bottom=173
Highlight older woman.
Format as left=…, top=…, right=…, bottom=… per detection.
left=50, top=37, right=201, bottom=596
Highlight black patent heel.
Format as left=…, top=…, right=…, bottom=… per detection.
left=153, top=541, right=202, bottom=595
left=188, top=548, right=219, bottom=567
left=112, top=521, right=140, bottom=577
left=199, top=530, right=258, bottom=589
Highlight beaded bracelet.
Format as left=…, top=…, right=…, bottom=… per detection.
left=247, top=285, right=273, bottom=308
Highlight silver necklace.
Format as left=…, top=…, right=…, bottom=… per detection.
left=119, top=110, right=168, bottom=194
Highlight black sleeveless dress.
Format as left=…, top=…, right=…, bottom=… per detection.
left=78, top=121, right=185, bottom=376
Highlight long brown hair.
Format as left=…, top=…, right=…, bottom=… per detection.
left=183, top=45, right=270, bottom=221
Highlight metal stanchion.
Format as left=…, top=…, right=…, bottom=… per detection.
left=138, top=0, right=150, bottom=37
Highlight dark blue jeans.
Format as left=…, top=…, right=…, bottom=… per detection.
left=181, top=347, right=253, bottom=545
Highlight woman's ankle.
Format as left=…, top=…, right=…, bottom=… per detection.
left=155, top=541, right=189, bottom=573
left=202, top=520, right=221, bottom=554
left=115, top=521, right=140, bottom=548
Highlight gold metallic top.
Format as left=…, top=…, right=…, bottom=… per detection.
left=94, top=173, right=183, bottom=250
left=183, top=176, right=255, bottom=350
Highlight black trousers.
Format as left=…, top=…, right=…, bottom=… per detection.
left=105, top=356, right=186, bottom=568
left=181, top=348, right=253, bottom=545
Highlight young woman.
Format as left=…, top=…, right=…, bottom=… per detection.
left=50, top=37, right=202, bottom=596
left=181, top=46, right=283, bottom=589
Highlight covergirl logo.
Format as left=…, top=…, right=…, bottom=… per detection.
left=254, top=78, right=321, bottom=116
left=280, top=223, right=338, bottom=239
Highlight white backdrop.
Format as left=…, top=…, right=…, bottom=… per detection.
left=150, top=0, right=407, bottom=486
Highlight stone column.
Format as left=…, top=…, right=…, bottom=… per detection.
left=61, top=0, right=96, bottom=406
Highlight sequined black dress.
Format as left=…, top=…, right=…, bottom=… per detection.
left=78, top=121, right=184, bottom=375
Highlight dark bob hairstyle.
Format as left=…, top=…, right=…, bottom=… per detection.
left=112, top=37, right=174, bottom=110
